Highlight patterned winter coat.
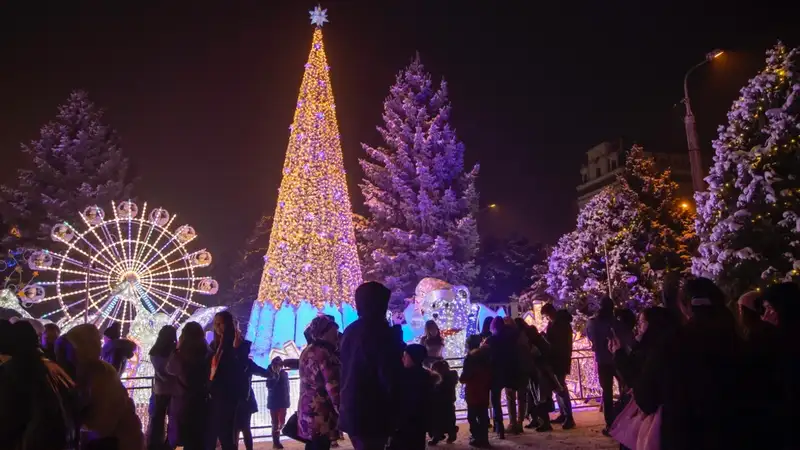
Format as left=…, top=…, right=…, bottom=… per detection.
left=297, top=341, right=341, bottom=440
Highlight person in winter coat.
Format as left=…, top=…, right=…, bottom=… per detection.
left=460, top=335, right=491, bottom=448
left=266, top=356, right=291, bottom=449
left=166, top=321, right=209, bottom=450
left=586, top=297, right=622, bottom=433
left=209, top=311, right=251, bottom=450
left=428, top=360, right=459, bottom=445
left=420, top=320, right=444, bottom=367
left=388, top=344, right=438, bottom=450
left=0, top=320, right=79, bottom=450
left=485, top=316, right=515, bottom=439
left=235, top=340, right=269, bottom=450
left=147, top=325, right=177, bottom=450
left=100, top=323, right=137, bottom=378
left=338, top=282, right=405, bottom=450
left=634, top=278, right=751, bottom=450
left=297, top=315, right=341, bottom=450
left=762, top=282, right=800, bottom=449
left=541, top=304, right=574, bottom=429
left=64, top=324, right=144, bottom=450
left=503, top=317, right=531, bottom=435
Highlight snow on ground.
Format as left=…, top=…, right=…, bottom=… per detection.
left=250, top=409, right=617, bottom=449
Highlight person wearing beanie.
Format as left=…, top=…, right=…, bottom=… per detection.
left=339, top=282, right=405, bottom=450
left=387, top=344, right=437, bottom=450
left=100, top=323, right=137, bottom=377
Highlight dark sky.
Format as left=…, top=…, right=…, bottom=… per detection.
left=0, top=1, right=797, bottom=283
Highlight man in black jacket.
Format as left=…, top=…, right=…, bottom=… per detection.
left=339, top=282, right=405, bottom=450
left=541, top=303, right=575, bottom=429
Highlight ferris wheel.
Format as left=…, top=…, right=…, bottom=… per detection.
left=20, top=201, right=219, bottom=335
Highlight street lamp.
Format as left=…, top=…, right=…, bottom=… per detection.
left=680, top=201, right=690, bottom=210
left=683, top=48, right=724, bottom=193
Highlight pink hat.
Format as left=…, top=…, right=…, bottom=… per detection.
left=738, top=291, right=760, bottom=312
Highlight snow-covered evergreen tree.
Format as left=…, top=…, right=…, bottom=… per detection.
left=541, top=146, right=695, bottom=314
left=227, top=214, right=272, bottom=325
left=359, top=55, right=480, bottom=306
left=0, top=91, right=134, bottom=250
left=694, top=42, right=800, bottom=296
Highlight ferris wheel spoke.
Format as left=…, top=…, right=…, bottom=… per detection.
left=137, top=215, right=177, bottom=271
left=143, top=234, right=188, bottom=270
left=99, top=220, right=125, bottom=264
left=39, top=279, right=107, bottom=286
left=112, top=210, right=130, bottom=267
left=131, top=204, right=148, bottom=270
left=71, top=230, right=119, bottom=270
left=147, top=284, right=204, bottom=309
left=53, top=242, right=116, bottom=275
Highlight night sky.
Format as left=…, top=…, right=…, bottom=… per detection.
left=0, top=1, right=797, bottom=283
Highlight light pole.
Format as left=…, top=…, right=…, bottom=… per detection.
left=683, top=49, right=723, bottom=192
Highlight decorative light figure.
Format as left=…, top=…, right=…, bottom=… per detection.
left=246, top=10, right=361, bottom=366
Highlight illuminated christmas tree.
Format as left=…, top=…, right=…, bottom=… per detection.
left=694, top=43, right=800, bottom=296
left=246, top=7, right=361, bottom=364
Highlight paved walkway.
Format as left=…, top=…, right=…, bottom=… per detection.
left=250, top=409, right=617, bottom=449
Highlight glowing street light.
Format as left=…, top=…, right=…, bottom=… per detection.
left=680, top=201, right=690, bottom=210
left=488, top=204, right=497, bottom=209
left=683, top=48, right=724, bottom=193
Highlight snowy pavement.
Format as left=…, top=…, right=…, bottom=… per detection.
left=249, top=409, right=617, bottom=449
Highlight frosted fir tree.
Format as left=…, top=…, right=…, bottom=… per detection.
left=694, top=42, right=800, bottom=296
left=0, top=91, right=134, bottom=250
left=542, top=146, right=695, bottom=313
left=359, top=55, right=480, bottom=306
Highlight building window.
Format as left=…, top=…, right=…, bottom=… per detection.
left=610, top=160, right=617, bottom=170
left=596, top=167, right=602, bottom=178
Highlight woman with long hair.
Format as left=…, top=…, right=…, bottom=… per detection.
left=209, top=311, right=250, bottom=450
left=419, top=320, right=444, bottom=367
left=0, top=321, right=78, bottom=450
left=166, top=321, right=209, bottom=450
left=147, top=325, right=177, bottom=450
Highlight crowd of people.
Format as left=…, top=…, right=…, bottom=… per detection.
left=587, top=278, right=800, bottom=449
left=2, top=276, right=799, bottom=450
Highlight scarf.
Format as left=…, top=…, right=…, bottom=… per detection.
left=210, top=329, right=242, bottom=381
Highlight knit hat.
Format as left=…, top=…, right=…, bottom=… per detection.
left=737, top=291, right=761, bottom=313
left=305, top=315, right=338, bottom=344
left=404, top=343, right=427, bottom=366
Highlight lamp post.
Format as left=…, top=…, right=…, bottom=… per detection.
left=683, top=49, right=723, bottom=192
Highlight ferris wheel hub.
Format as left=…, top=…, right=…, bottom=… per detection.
left=121, top=272, right=140, bottom=283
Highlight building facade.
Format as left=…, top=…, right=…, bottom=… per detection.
left=576, top=140, right=692, bottom=209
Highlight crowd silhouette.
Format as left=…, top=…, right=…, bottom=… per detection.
left=1, top=277, right=799, bottom=450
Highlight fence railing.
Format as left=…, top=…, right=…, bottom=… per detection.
left=124, top=351, right=605, bottom=440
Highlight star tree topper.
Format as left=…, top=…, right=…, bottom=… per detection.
left=309, top=5, right=329, bottom=27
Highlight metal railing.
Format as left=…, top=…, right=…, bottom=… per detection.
left=124, top=351, right=605, bottom=441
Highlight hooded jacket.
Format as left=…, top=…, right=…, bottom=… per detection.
left=65, top=324, right=143, bottom=450
left=338, top=289, right=405, bottom=438
left=545, top=309, right=574, bottom=376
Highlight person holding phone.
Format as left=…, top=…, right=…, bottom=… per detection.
left=266, top=356, right=291, bottom=449
left=586, top=297, right=622, bottom=435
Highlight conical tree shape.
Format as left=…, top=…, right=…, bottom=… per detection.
left=256, top=27, right=362, bottom=310
left=694, top=42, right=800, bottom=296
